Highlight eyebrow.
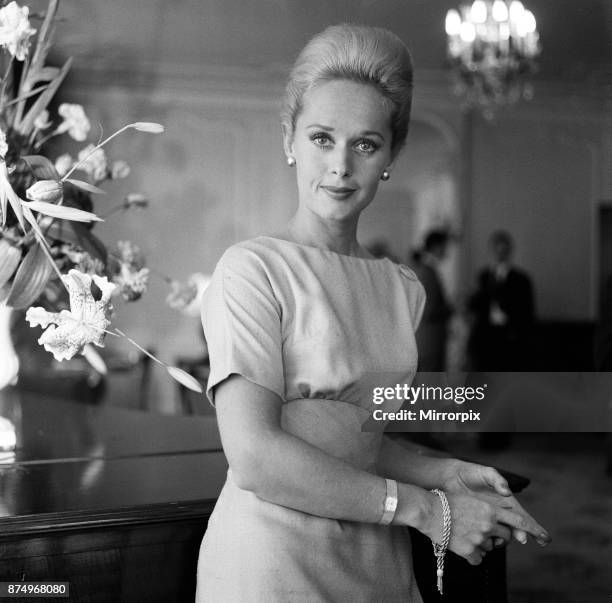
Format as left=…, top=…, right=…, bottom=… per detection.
left=305, top=124, right=386, bottom=141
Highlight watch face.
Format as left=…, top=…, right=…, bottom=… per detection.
left=386, top=498, right=398, bottom=512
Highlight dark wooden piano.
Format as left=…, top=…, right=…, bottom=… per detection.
left=0, top=386, right=226, bottom=602
left=0, top=383, right=518, bottom=602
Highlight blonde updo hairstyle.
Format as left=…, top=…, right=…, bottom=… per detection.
left=281, top=24, right=414, bottom=159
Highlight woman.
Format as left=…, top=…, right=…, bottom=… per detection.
left=196, top=24, right=550, bottom=602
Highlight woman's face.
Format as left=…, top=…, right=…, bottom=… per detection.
left=285, top=79, right=394, bottom=225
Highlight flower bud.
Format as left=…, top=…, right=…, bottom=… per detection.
left=124, top=193, right=148, bottom=208
left=130, top=122, right=164, bottom=133
left=26, top=179, right=63, bottom=203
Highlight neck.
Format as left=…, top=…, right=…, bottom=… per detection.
left=285, top=210, right=366, bottom=257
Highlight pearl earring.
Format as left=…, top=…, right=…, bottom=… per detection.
left=381, top=170, right=390, bottom=181
left=287, top=156, right=296, bottom=167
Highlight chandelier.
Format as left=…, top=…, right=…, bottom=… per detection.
left=445, top=1, right=541, bottom=117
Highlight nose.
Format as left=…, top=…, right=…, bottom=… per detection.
left=329, top=145, right=352, bottom=178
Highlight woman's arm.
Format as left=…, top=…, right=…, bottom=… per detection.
left=214, top=375, right=548, bottom=563
left=215, top=374, right=430, bottom=527
left=377, top=435, right=551, bottom=546
left=377, top=435, right=462, bottom=490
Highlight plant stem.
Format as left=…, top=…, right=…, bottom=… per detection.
left=3, top=83, right=50, bottom=108
left=0, top=56, right=14, bottom=113
left=33, top=127, right=59, bottom=150
left=114, top=327, right=166, bottom=367
left=62, top=124, right=131, bottom=182
left=146, top=265, right=174, bottom=285
left=99, top=204, right=127, bottom=219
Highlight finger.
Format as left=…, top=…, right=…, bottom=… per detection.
left=512, top=529, right=528, bottom=544
left=490, top=523, right=512, bottom=543
left=496, top=508, right=551, bottom=545
left=480, top=538, right=494, bottom=552
left=493, top=537, right=506, bottom=548
left=467, top=552, right=484, bottom=566
left=482, top=466, right=512, bottom=496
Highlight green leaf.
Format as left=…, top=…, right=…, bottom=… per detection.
left=64, top=179, right=106, bottom=195
left=13, top=0, right=61, bottom=126
left=5, top=243, right=55, bottom=309
left=21, top=155, right=60, bottom=181
left=45, top=221, right=108, bottom=264
left=0, top=239, right=21, bottom=290
left=22, top=200, right=102, bottom=222
left=16, top=57, right=73, bottom=137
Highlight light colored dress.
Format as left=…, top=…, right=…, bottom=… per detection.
left=196, top=236, right=426, bottom=602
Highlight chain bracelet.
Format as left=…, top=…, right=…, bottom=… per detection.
left=430, top=488, right=452, bottom=595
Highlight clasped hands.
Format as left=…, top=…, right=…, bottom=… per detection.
left=426, top=460, right=552, bottom=566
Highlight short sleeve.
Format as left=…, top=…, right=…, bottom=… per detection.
left=413, top=280, right=426, bottom=332
left=398, top=264, right=427, bottom=332
left=201, top=246, right=284, bottom=405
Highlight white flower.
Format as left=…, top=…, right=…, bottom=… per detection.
left=25, top=270, right=116, bottom=361
left=166, top=272, right=211, bottom=317
left=33, top=110, right=52, bottom=131
left=111, top=160, right=130, bottom=180
left=116, top=240, right=144, bottom=268
left=77, top=144, right=108, bottom=182
left=54, top=153, right=73, bottom=177
left=57, top=103, right=91, bottom=141
left=0, top=2, right=36, bottom=61
left=60, top=244, right=104, bottom=275
left=113, top=264, right=149, bottom=301
left=0, top=128, right=7, bottom=159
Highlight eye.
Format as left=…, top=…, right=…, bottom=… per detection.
left=355, top=139, right=379, bottom=154
left=310, top=132, right=332, bottom=147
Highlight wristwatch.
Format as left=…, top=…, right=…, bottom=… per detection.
left=379, top=478, right=398, bottom=525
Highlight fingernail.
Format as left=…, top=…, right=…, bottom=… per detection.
left=519, top=534, right=527, bottom=544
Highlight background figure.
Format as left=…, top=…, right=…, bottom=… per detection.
left=595, top=274, right=612, bottom=371
left=468, top=230, right=535, bottom=371
left=413, top=230, right=453, bottom=371
left=594, top=274, right=612, bottom=476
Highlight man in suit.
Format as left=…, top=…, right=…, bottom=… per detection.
left=594, top=275, right=612, bottom=475
left=414, top=230, right=453, bottom=372
left=468, top=230, right=535, bottom=371
left=595, top=275, right=612, bottom=371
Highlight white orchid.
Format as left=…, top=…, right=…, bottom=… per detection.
left=111, top=160, right=130, bottom=180
left=0, top=1, right=36, bottom=61
left=113, top=264, right=149, bottom=301
left=109, top=241, right=148, bottom=301
left=56, top=103, right=91, bottom=141
left=59, top=245, right=104, bottom=275
left=77, top=144, right=108, bottom=182
left=166, top=272, right=211, bottom=317
left=25, top=270, right=116, bottom=361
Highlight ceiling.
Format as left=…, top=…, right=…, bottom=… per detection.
left=45, top=0, right=611, bottom=84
